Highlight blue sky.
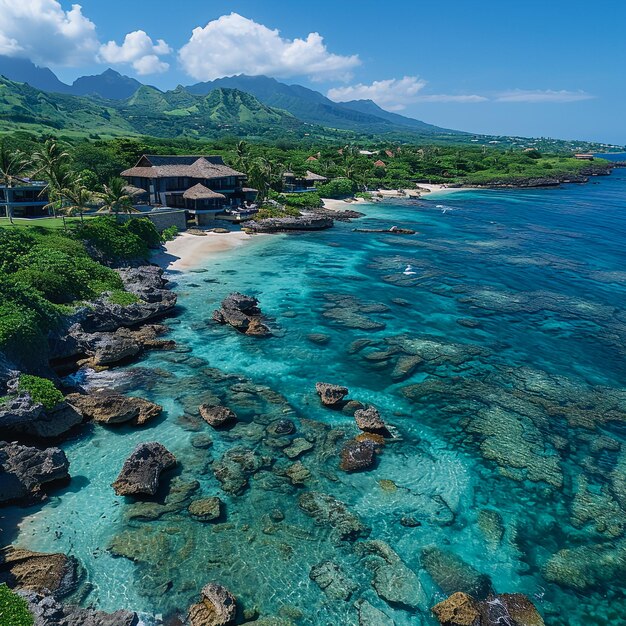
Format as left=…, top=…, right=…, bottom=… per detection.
left=1, top=0, right=624, bottom=143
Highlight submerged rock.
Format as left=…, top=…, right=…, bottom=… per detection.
left=0, top=547, right=78, bottom=597
left=19, top=589, right=139, bottom=626
left=199, top=404, right=238, bottom=428
left=213, top=447, right=270, bottom=495
left=431, top=592, right=481, bottom=626
left=189, top=497, right=222, bottom=522
left=246, top=215, right=333, bottom=233
left=340, top=438, right=377, bottom=472
left=421, top=546, right=493, bottom=598
left=355, top=540, right=426, bottom=611
left=0, top=441, right=69, bottom=504
left=309, top=560, right=358, bottom=601
left=315, top=382, right=349, bottom=407
left=112, top=442, right=176, bottom=497
left=267, top=419, right=296, bottom=436
left=188, top=582, right=237, bottom=626
left=66, top=391, right=161, bottom=426
left=355, top=599, right=394, bottom=626
left=283, top=438, right=314, bottom=459
left=212, top=292, right=270, bottom=336
left=298, top=491, right=370, bottom=542
left=284, top=461, right=311, bottom=485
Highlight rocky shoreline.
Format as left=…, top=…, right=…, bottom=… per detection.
left=0, top=225, right=550, bottom=624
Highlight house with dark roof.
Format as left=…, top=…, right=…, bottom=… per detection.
left=121, top=155, right=258, bottom=224
left=282, top=170, right=328, bottom=193
left=0, top=179, right=48, bottom=218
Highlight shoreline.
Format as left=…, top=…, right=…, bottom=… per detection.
left=152, top=230, right=255, bottom=272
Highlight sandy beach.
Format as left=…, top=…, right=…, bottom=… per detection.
left=415, top=183, right=473, bottom=196
left=321, top=196, right=369, bottom=210
left=153, top=231, right=254, bottom=271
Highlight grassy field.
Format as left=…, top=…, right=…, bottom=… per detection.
left=0, top=216, right=88, bottom=229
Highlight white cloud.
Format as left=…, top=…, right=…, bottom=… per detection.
left=179, top=13, right=360, bottom=82
left=495, top=89, right=595, bottom=103
left=99, top=30, right=171, bottom=75
left=328, top=76, right=486, bottom=110
left=0, top=0, right=99, bottom=65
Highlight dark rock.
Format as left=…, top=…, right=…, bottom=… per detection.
left=298, top=491, right=370, bottom=542
left=0, top=395, right=82, bottom=439
left=340, top=439, right=377, bottom=472
left=199, top=404, right=237, bottom=428
left=421, top=546, right=493, bottom=599
left=188, top=497, right=222, bottom=522
left=283, top=438, right=314, bottom=459
left=354, top=226, right=416, bottom=235
left=309, top=561, right=357, bottom=601
left=267, top=419, right=296, bottom=436
left=0, top=547, right=78, bottom=597
left=0, top=442, right=69, bottom=504
left=284, top=461, right=311, bottom=485
left=112, top=442, right=176, bottom=497
left=191, top=434, right=214, bottom=449
left=66, top=391, right=161, bottom=426
left=188, top=582, right=237, bottom=626
left=315, top=382, right=349, bottom=407
left=353, top=406, right=387, bottom=434
left=20, top=590, right=139, bottom=626
left=212, top=293, right=270, bottom=336
left=246, top=216, right=334, bottom=233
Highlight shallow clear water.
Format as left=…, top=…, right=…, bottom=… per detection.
left=9, top=173, right=626, bottom=625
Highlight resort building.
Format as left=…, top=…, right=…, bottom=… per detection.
left=0, top=179, right=48, bottom=218
left=121, top=155, right=258, bottom=224
left=282, top=170, right=328, bottom=193
left=573, top=153, right=594, bottom=161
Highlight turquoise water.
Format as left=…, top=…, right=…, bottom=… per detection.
left=10, top=173, right=626, bottom=625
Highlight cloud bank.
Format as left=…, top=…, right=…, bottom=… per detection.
left=179, top=13, right=360, bottom=82
left=99, top=30, right=171, bottom=75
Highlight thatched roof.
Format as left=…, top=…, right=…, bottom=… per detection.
left=123, top=184, right=148, bottom=197
left=183, top=183, right=226, bottom=200
left=122, top=155, right=244, bottom=180
left=304, top=170, right=327, bottom=182
left=241, top=187, right=258, bottom=193
left=374, top=160, right=386, bottom=167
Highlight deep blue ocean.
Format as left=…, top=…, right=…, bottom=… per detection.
left=8, top=170, right=626, bottom=625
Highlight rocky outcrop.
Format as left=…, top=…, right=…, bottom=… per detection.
left=315, top=382, right=349, bottom=407
left=354, top=226, right=416, bottom=235
left=353, top=406, right=387, bottom=434
left=298, top=491, right=370, bottom=543
left=0, top=395, right=82, bottom=439
left=111, top=442, right=176, bottom=497
left=340, top=438, right=377, bottom=472
left=212, top=293, right=270, bottom=336
left=66, top=391, right=161, bottom=426
left=0, top=547, right=77, bottom=597
left=355, top=599, right=394, bottom=626
left=19, top=590, right=139, bottom=626
left=188, top=582, right=237, bottom=626
left=0, top=442, right=69, bottom=504
left=355, top=540, right=426, bottom=611
left=431, top=592, right=545, bottom=626
left=246, top=216, right=333, bottom=233
left=199, top=404, right=238, bottom=428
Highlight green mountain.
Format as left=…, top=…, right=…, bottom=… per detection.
left=71, top=68, right=142, bottom=100
left=187, top=74, right=462, bottom=135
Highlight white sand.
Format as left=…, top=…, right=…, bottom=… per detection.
left=321, top=197, right=369, bottom=210
left=153, top=231, right=254, bottom=271
left=414, top=184, right=472, bottom=197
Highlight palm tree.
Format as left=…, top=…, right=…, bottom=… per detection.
left=32, top=139, right=72, bottom=218
left=61, top=180, right=93, bottom=223
left=97, top=177, right=136, bottom=220
left=233, top=140, right=250, bottom=171
left=0, top=141, right=28, bottom=224
left=246, top=157, right=283, bottom=203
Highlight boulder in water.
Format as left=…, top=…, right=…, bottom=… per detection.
left=212, top=292, right=270, bottom=336
left=315, top=382, right=349, bottom=407
left=112, top=442, right=176, bottom=497
left=199, top=404, right=237, bottom=428
left=66, top=391, right=161, bottom=426
left=340, top=438, right=377, bottom=472
left=188, top=582, right=237, bottom=626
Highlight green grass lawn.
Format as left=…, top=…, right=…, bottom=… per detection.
left=0, top=216, right=90, bottom=230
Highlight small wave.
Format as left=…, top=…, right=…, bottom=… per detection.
left=403, top=264, right=417, bottom=275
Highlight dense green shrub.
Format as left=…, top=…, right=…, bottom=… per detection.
left=253, top=205, right=301, bottom=220
left=0, top=230, right=36, bottom=273
left=108, top=290, right=141, bottom=306
left=283, top=193, right=322, bottom=209
left=316, top=178, right=356, bottom=198
left=0, top=584, right=33, bottom=626
left=124, top=218, right=161, bottom=249
left=18, top=374, right=64, bottom=409
left=73, top=216, right=148, bottom=260
left=161, top=225, right=178, bottom=242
